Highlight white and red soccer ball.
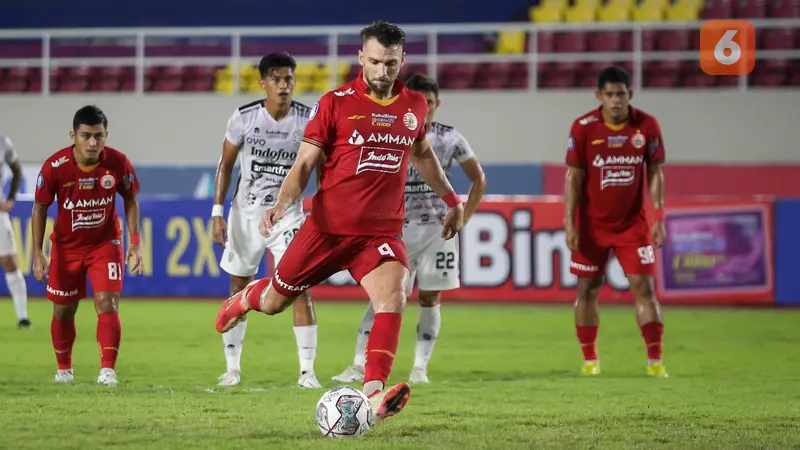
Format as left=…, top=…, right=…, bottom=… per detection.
left=316, top=386, right=374, bottom=438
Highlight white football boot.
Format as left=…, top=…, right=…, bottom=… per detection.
left=97, top=368, right=118, bottom=387
left=408, top=367, right=431, bottom=384
left=298, top=372, right=322, bottom=388
left=54, top=369, right=74, bottom=383
left=218, top=370, right=242, bottom=387
left=331, top=365, right=365, bottom=383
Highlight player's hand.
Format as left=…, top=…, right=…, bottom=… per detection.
left=126, top=244, right=143, bottom=275
left=33, top=252, right=49, bottom=285
left=259, top=204, right=287, bottom=237
left=651, top=220, right=666, bottom=249
left=0, top=200, right=14, bottom=212
left=212, top=216, right=227, bottom=248
left=565, top=225, right=579, bottom=251
left=441, top=203, right=464, bottom=240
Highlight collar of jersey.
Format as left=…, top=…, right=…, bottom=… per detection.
left=70, top=145, right=105, bottom=172
left=598, top=105, right=639, bottom=131
left=355, top=71, right=403, bottom=107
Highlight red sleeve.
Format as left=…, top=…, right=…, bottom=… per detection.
left=416, top=104, right=429, bottom=141
left=34, top=162, right=56, bottom=206
left=117, top=155, right=140, bottom=198
left=565, top=121, right=587, bottom=168
left=646, top=117, right=666, bottom=165
left=303, top=93, right=335, bottom=149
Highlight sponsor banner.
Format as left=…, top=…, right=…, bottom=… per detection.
left=657, top=202, right=773, bottom=303
left=0, top=197, right=775, bottom=304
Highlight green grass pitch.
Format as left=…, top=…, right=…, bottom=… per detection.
left=0, top=299, right=799, bottom=449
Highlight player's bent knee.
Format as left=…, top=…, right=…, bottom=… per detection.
left=94, top=292, right=120, bottom=314
left=260, top=287, right=296, bottom=315
left=0, top=255, right=17, bottom=272
left=576, top=277, right=603, bottom=302
left=53, top=301, right=79, bottom=320
left=629, top=275, right=656, bottom=301
left=418, top=290, right=441, bottom=307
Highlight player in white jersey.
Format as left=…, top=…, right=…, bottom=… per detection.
left=211, top=53, right=320, bottom=388
left=332, top=74, right=487, bottom=384
left=0, top=135, right=30, bottom=329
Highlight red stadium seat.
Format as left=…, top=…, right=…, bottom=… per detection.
left=0, top=79, right=26, bottom=92
left=151, top=78, right=183, bottom=92
left=537, top=31, right=556, bottom=53
left=589, top=31, right=623, bottom=52
left=716, top=76, right=741, bottom=88
left=736, top=0, right=768, bottom=18
left=682, top=69, right=718, bottom=88
left=762, top=29, right=796, bottom=49
left=26, top=79, right=41, bottom=93
left=508, top=63, right=529, bottom=89
left=656, top=30, right=690, bottom=51
left=55, top=79, right=88, bottom=92
left=769, top=0, right=800, bottom=17
left=184, top=78, right=214, bottom=92
left=92, top=79, right=121, bottom=92
left=644, top=74, right=679, bottom=88
left=542, top=73, right=576, bottom=89
left=752, top=72, right=787, bottom=86
left=555, top=32, right=586, bottom=52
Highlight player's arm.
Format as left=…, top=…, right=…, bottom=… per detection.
left=411, top=137, right=459, bottom=204
left=8, top=159, right=21, bottom=203
left=32, top=166, right=55, bottom=284
left=118, top=158, right=143, bottom=273
left=564, top=125, right=586, bottom=251
left=451, top=132, right=485, bottom=224
left=214, top=139, right=240, bottom=212
left=277, top=142, right=325, bottom=209
left=646, top=121, right=667, bottom=247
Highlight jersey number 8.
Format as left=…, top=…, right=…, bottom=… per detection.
left=637, top=245, right=656, bottom=265
left=108, top=262, right=122, bottom=280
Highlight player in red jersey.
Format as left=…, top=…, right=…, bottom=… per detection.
left=215, top=21, right=464, bottom=420
left=32, top=106, right=142, bottom=386
left=564, top=67, right=668, bottom=378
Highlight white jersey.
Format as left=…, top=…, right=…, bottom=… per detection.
left=404, top=122, right=475, bottom=227
left=224, top=100, right=312, bottom=216
left=0, top=135, right=19, bottom=201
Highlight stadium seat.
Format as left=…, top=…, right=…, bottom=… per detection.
left=588, top=31, right=624, bottom=51
left=564, top=7, right=597, bottom=23
left=555, top=32, right=587, bottom=52
left=495, top=30, right=527, bottom=54
left=537, top=31, right=556, bottom=53
left=529, top=0, right=568, bottom=22
left=736, top=0, right=768, bottom=17
left=682, top=69, right=717, bottom=88
left=752, top=71, right=787, bottom=86
left=597, top=5, right=631, bottom=22
left=665, top=3, right=700, bottom=20
left=508, top=62, right=529, bottom=89
left=151, top=78, right=183, bottom=92
left=645, top=73, right=679, bottom=87
left=92, top=78, right=121, bottom=92
left=632, top=7, right=665, bottom=21
left=769, top=0, right=800, bottom=17
left=763, top=29, right=796, bottom=49
left=657, top=30, right=691, bottom=51
left=294, top=62, right=319, bottom=94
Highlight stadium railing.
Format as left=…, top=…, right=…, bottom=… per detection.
left=0, top=20, right=799, bottom=94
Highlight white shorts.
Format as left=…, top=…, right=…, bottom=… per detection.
left=402, top=225, right=460, bottom=295
left=220, top=206, right=306, bottom=278
left=0, top=212, right=17, bottom=256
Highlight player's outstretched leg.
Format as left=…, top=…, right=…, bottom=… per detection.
left=51, top=302, right=79, bottom=382
left=216, top=277, right=297, bottom=331
left=410, top=290, right=442, bottom=384
left=293, top=293, right=321, bottom=388
left=331, top=303, right=374, bottom=383
left=94, top=292, right=121, bottom=387
left=575, top=277, right=603, bottom=375
left=219, top=275, right=252, bottom=387
left=628, top=274, right=668, bottom=377
left=1, top=255, right=30, bottom=328
left=359, top=262, right=411, bottom=421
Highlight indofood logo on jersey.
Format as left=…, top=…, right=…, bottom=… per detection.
left=356, top=147, right=404, bottom=175
left=249, top=147, right=298, bottom=161
left=63, top=196, right=113, bottom=231
left=593, top=155, right=642, bottom=190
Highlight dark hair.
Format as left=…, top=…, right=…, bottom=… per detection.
left=258, top=52, right=297, bottom=79
left=360, top=20, right=406, bottom=48
left=405, top=74, right=439, bottom=98
left=597, top=66, right=631, bottom=90
left=73, top=105, right=108, bottom=131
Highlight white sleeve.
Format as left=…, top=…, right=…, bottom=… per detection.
left=452, top=129, right=476, bottom=164
left=0, top=136, right=18, bottom=165
left=224, top=109, right=244, bottom=146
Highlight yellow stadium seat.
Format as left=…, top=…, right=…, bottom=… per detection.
left=673, top=0, right=703, bottom=9
left=530, top=6, right=565, bottom=22
left=538, top=0, right=568, bottom=9
left=573, top=0, right=601, bottom=10
left=294, top=63, right=319, bottom=94
left=496, top=30, right=526, bottom=54
left=318, top=61, right=352, bottom=86
left=565, top=6, right=597, bottom=22
left=632, top=6, right=665, bottom=21
left=605, top=0, right=636, bottom=10
left=598, top=5, right=632, bottom=21
left=666, top=2, right=701, bottom=20
left=637, top=0, right=669, bottom=11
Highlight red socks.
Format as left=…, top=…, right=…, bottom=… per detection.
left=364, top=312, right=402, bottom=387
left=51, top=316, right=76, bottom=370
left=244, top=278, right=271, bottom=311
left=640, top=321, right=664, bottom=361
left=576, top=325, right=599, bottom=361
left=97, top=312, right=122, bottom=369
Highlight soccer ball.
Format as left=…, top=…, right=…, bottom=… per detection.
left=316, top=386, right=374, bottom=438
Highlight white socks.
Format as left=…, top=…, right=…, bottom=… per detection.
left=354, top=304, right=375, bottom=367
left=222, top=320, right=248, bottom=372
left=294, top=325, right=318, bottom=374
left=6, top=269, right=27, bottom=321
left=414, top=304, right=441, bottom=370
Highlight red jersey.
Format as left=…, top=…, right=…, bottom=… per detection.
left=303, top=73, right=428, bottom=236
left=35, top=146, right=140, bottom=249
left=565, top=106, right=665, bottom=246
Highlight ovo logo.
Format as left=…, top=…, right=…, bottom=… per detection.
left=700, top=20, right=756, bottom=75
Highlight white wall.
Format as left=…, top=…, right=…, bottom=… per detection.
left=2, top=90, right=797, bottom=164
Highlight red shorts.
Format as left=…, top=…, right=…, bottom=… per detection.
left=271, top=221, right=409, bottom=297
left=47, top=242, right=125, bottom=303
left=570, top=236, right=656, bottom=278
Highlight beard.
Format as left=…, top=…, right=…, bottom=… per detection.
left=366, top=76, right=393, bottom=97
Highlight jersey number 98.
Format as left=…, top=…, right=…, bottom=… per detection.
left=637, top=245, right=656, bottom=265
